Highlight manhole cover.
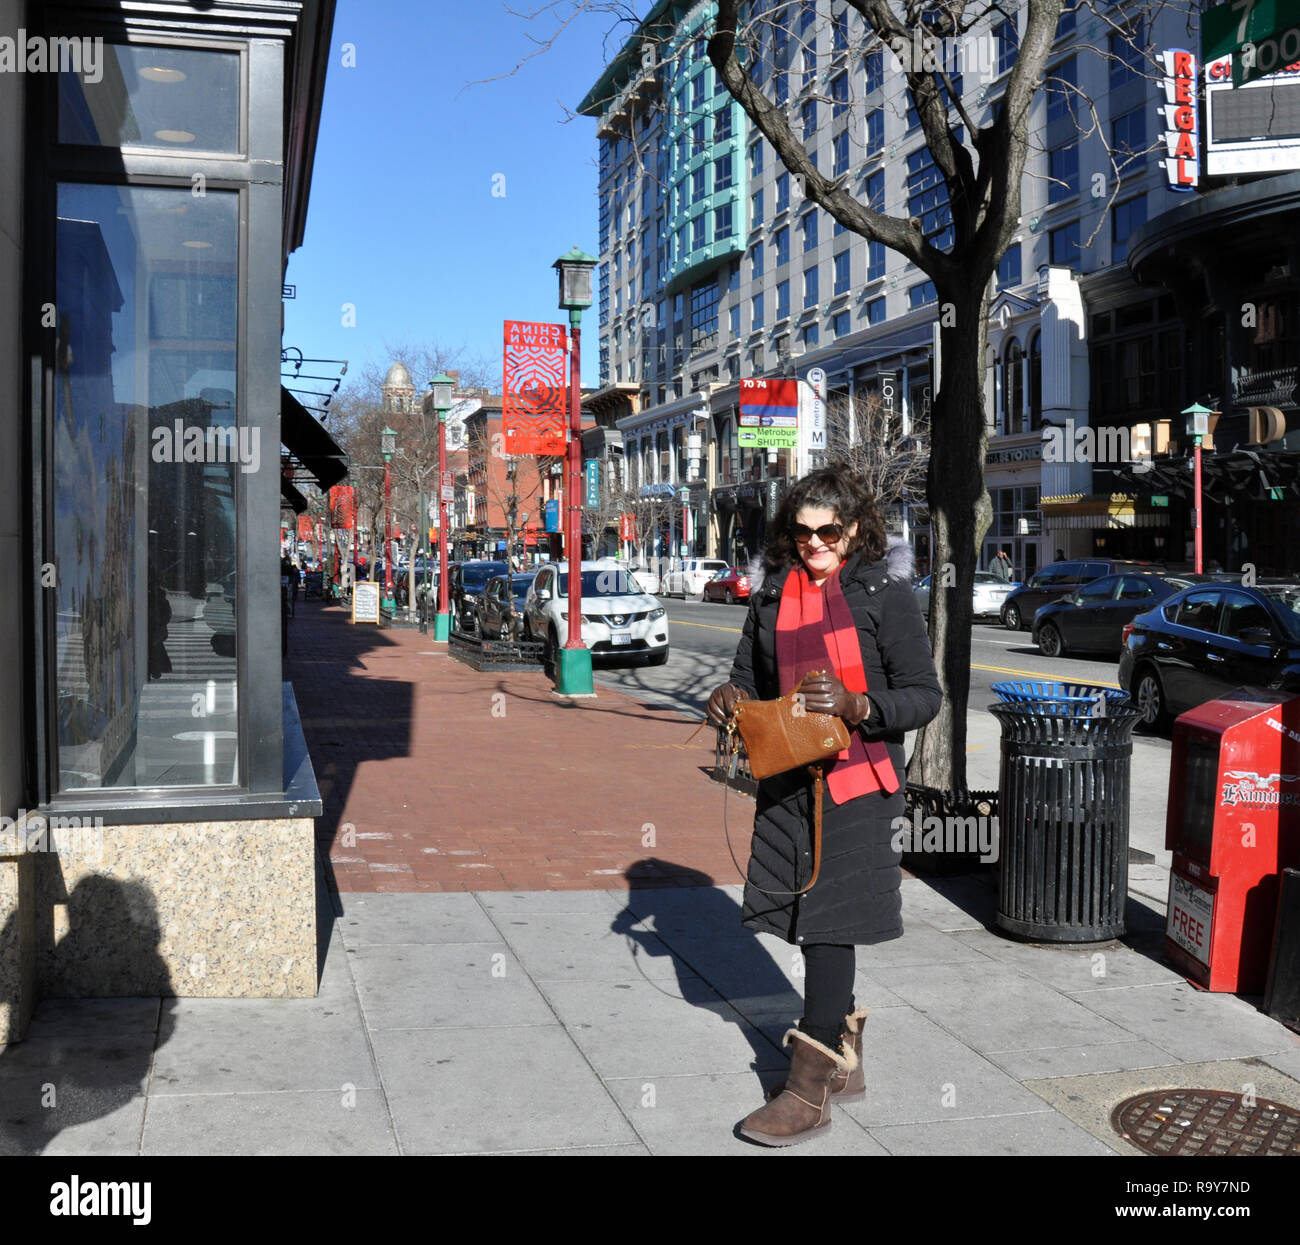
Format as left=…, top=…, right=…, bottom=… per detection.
left=1111, top=1089, right=1300, bottom=1156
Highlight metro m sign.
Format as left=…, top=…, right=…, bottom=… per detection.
left=1158, top=49, right=1200, bottom=190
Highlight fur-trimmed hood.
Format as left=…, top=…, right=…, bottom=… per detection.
left=745, top=535, right=914, bottom=594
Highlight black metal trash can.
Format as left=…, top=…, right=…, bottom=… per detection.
left=988, top=681, right=1142, bottom=942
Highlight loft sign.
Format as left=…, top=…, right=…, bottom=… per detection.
left=1158, top=49, right=1200, bottom=191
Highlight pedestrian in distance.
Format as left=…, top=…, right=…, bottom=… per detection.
left=1055, top=548, right=1066, bottom=561
left=990, top=548, right=1013, bottom=582
left=706, top=466, right=941, bottom=1147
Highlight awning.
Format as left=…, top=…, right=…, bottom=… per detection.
left=1108, top=450, right=1300, bottom=505
left=281, top=477, right=308, bottom=514
left=281, top=386, right=348, bottom=490
left=1040, top=493, right=1170, bottom=530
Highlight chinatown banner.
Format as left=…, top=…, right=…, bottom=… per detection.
left=619, top=512, right=635, bottom=541
left=503, top=320, right=568, bottom=455
left=329, top=484, right=356, bottom=528
left=297, top=515, right=314, bottom=540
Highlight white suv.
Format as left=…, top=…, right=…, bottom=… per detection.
left=661, top=558, right=729, bottom=598
left=523, top=560, right=669, bottom=668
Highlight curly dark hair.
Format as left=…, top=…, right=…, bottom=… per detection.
left=763, top=467, right=888, bottom=574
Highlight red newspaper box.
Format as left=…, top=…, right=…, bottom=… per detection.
left=1164, top=691, right=1300, bottom=992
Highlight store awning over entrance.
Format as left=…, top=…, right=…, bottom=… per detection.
left=1108, top=451, right=1300, bottom=505
left=1040, top=493, right=1169, bottom=529
left=280, top=386, right=348, bottom=491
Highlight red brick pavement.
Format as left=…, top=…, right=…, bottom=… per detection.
left=285, top=600, right=746, bottom=893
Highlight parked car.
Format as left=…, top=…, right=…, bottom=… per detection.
left=661, top=558, right=729, bottom=599
left=1118, top=581, right=1300, bottom=731
left=702, top=566, right=751, bottom=604
left=523, top=560, right=669, bottom=669
left=914, top=571, right=1016, bottom=620
left=1032, top=572, right=1192, bottom=657
left=1000, top=558, right=1166, bottom=630
left=629, top=564, right=661, bottom=595
left=477, top=573, right=536, bottom=641
left=450, top=560, right=509, bottom=633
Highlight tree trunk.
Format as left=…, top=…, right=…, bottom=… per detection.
left=908, top=282, right=993, bottom=796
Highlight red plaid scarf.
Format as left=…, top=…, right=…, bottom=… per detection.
left=775, top=563, right=900, bottom=802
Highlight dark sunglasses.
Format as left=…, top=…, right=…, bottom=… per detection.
left=792, top=522, right=845, bottom=545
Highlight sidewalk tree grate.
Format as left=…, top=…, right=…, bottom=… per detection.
left=1110, top=1089, right=1300, bottom=1156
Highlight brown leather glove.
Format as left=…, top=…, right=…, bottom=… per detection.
left=706, top=682, right=750, bottom=727
left=798, top=672, right=870, bottom=725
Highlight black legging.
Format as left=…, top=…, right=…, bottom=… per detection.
left=798, top=943, right=856, bottom=1050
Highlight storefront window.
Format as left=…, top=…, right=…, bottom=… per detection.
left=54, top=183, right=240, bottom=790
left=60, top=44, right=241, bottom=153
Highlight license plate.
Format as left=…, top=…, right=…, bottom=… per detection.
left=611, top=632, right=631, bottom=646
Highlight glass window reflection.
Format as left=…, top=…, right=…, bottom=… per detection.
left=55, top=183, right=240, bottom=790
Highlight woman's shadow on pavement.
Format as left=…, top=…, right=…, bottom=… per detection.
left=0, top=872, right=176, bottom=1156
left=610, top=859, right=801, bottom=1090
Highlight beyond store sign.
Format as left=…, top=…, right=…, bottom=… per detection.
left=1158, top=49, right=1200, bottom=191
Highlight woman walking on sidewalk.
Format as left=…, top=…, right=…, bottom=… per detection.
left=706, top=466, right=941, bottom=1147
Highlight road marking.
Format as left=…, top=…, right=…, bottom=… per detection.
left=671, top=619, right=743, bottom=634
left=973, top=662, right=1120, bottom=688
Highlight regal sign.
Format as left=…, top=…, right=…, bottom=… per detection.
left=1158, top=49, right=1200, bottom=191
left=503, top=320, right=568, bottom=455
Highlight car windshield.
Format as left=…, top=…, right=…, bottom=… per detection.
left=462, top=563, right=509, bottom=590
left=1262, top=587, right=1300, bottom=642
left=557, top=570, right=642, bottom=596
left=974, top=572, right=1002, bottom=584
left=509, top=575, right=535, bottom=600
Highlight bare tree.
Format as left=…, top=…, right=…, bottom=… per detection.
left=824, top=388, right=930, bottom=519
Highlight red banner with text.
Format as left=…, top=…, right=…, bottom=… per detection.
left=503, top=320, right=568, bottom=455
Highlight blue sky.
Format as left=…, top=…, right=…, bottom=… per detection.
left=284, top=0, right=629, bottom=392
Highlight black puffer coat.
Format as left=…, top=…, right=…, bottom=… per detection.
left=727, top=541, right=942, bottom=946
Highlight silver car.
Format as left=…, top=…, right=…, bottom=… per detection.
left=914, top=571, right=1017, bottom=620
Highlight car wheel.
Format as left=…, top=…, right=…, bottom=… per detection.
left=724, top=588, right=734, bottom=604
left=648, top=646, right=669, bottom=666
left=1038, top=622, right=1065, bottom=658
left=1002, top=602, right=1022, bottom=631
left=1133, top=665, right=1171, bottom=732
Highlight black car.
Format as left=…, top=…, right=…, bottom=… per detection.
left=477, top=573, right=536, bottom=641
left=1000, top=558, right=1165, bottom=630
left=450, top=560, right=509, bottom=633
left=1032, top=572, right=1191, bottom=657
left=1118, top=581, right=1300, bottom=731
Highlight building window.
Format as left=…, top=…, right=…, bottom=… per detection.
left=864, top=296, right=886, bottom=325
left=1112, top=105, right=1147, bottom=172
left=752, top=291, right=765, bottom=329
left=691, top=215, right=705, bottom=250
left=53, top=182, right=241, bottom=790
left=1110, top=21, right=1145, bottom=88
left=800, top=1, right=816, bottom=33
left=804, top=264, right=820, bottom=308
left=1112, top=195, right=1147, bottom=263
left=833, top=309, right=851, bottom=337
left=750, top=141, right=764, bottom=176
left=1057, top=2, right=1078, bottom=38
left=995, top=18, right=1018, bottom=75
left=777, top=279, right=790, bottom=319
left=997, top=243, right=1021, bottom=289
left=865, top=48, right=883, bottom=94
left=776, top=172, right=790, bottom=212
left=1003, top=337, right=1024, bottom=434
left=867, top=240, right=885, bottom=281
left=715, top=105, right=732, bottom=143
left=692, top=166, right=706, bottom=203
left=752, top=188, right=763, bottom=225
left=833, top=9, right=848, bottom=51
left=691, top=278, right=720, bottom=347
left=692, top=118, right=706, bottom=153
left=908, top=143, right=954, bottom=251
left=776, top=225, right=790, bottom=265
left=802, top=211, right=818, bottom=252
left=831, top=72, right=848, bottom=118
left=1046, top=56, right=1077, bottom=123
left=909, top=280, right=937, bottom=308
left=1049, top=219, right=1080, bottom=265
left=729, top=304, right=740, bottom=337
left=1049, top=141, right=1079, bottom=203
left=865, top=169, right=884, bottom=211
left=1029, top=331, right=1043, bottom=429
left=834, top=250, right=851, bottom=293
left=692, top=72, right=706, bottom=108
left=866, top=108, right=884, bottom=156
left=802, top=323, right=820, bottom=349
left=715, top=152, right=733, bottom=190
left=751, top=240, right=765, bottom=278
left=715, top=203, right=734, bottom=239
left=833, top=129, right=849, bottom=176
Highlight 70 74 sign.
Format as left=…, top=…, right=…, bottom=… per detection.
left=1203, top=0, right=1300, bottom=86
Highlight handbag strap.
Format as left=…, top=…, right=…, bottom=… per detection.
left=719, top=720, right=823, bottom=899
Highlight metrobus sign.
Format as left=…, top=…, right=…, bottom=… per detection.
left=1158, top=49, right=1200, bottom=191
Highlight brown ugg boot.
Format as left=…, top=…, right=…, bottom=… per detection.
left=739, top=1028, right=856, bottom=1147
left=768, top=1006, right=870, bottom=1102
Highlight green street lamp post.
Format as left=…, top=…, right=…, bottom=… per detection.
left=429, top=374, right=456, bottom=641
left=553, top=247, right=598, bottom=696
left=1182, top=402, right=1217, bottom=575
left=381, top=426, right=397, bottom=613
